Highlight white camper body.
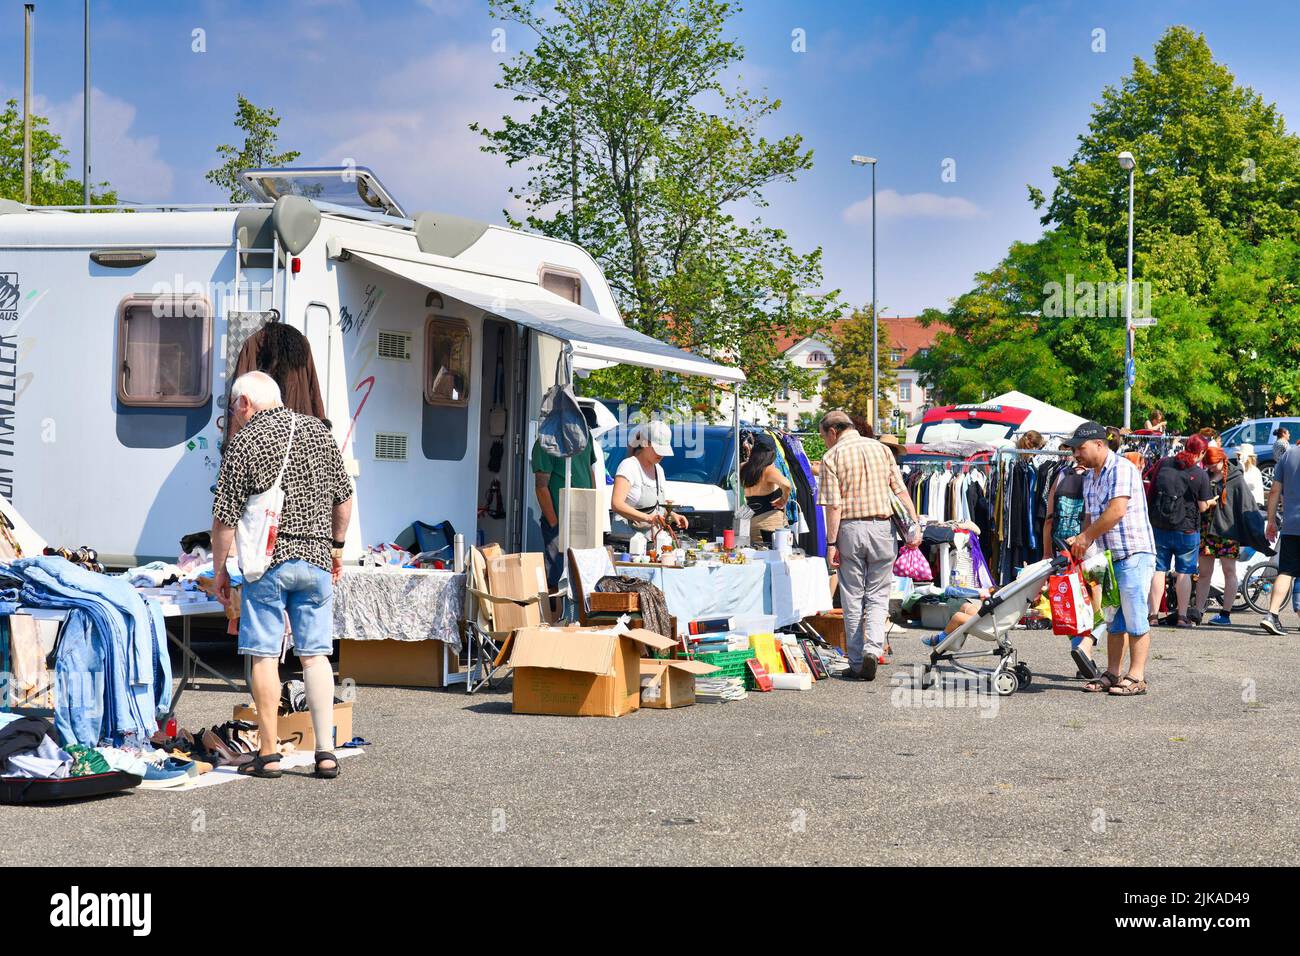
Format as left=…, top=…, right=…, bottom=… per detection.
left=0, top=171, right=742, bottom=566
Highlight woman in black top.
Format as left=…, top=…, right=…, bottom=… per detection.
left=741, top=440, right=792, bottom=540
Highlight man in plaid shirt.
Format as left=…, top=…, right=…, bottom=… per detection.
left=818, top=410, right=920, bottom=682
left=1064, top=421, right=1156, bottom=698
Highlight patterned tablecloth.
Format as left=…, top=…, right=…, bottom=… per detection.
left=332, top=567, right=465, bottom=651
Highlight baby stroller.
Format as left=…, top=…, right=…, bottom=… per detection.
left=922, top=554, right=1076, bottom=696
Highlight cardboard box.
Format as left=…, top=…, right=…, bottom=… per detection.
left=232, top=702, right=353, bottom=751
left=638, top=658, right=719, bottom=709
left=338, top=638, right=459, bottom=688
left=505, top=625, right=676, bottom=717
left=485, top=552, right=557, bottom=632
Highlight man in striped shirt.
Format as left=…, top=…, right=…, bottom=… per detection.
left=818, top=410, right=920, bottom=681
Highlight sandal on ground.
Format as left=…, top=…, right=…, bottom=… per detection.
left=1083, top=671, right=1121, bottom=693
left=1070, top=647, right=1100, bottom=680
left=1108, top=675, right=1148, bottom=697
left=314, top=751, right=339, bottom=779
left=237, top=752, right=283, bottom=778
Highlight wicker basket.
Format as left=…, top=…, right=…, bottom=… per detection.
left=589, top=591, right=640, bottom=613
left=808, top=610, right=845, bottom=651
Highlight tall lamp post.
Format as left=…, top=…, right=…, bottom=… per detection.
left=1119, top=150, right=1136, bottom=429
left=851, top=154, right=879, bottom=431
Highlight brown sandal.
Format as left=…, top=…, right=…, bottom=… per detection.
left=1083, top=671, right=1120, bottom=693
left=1108, top=675, right=1148, bottom=696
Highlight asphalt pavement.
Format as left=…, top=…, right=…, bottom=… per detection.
left=2, top=611, right=1297, bottom=866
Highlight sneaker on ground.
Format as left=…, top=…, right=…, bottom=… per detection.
left=1260, top=616, right=1286, bottom=636
left=137, top=764, right=191, bottom=790
left=1208, top=613, right=1232, bottom=626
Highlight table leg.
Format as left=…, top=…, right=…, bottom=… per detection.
left=166, top=616, right=244, bottom=720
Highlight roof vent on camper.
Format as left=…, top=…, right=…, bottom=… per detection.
left=376, top=330, right=413, bottom=361
left=373, top=433, right=409, bottom=462
left=238, top=166, right=407, bottom=218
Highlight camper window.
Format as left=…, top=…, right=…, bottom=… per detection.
left=116, top=295, right=212, bottom=407
left=424, top=316, right=470, bottom=407
left=539, top=268, right=582, bottom=305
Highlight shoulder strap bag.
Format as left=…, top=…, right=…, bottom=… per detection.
left=236, top=412, right=297, bottom=583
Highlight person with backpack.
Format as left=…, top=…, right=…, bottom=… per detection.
left=1145, top=434, right=1215, bottom=627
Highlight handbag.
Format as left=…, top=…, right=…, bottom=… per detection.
left=236, top=412, right=296, bottom=583
left=892, top=545, right=933, bottom=582
left=1048, top=553, right=1096, bottom=636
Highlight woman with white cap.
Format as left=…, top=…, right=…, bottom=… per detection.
left=611, top=421, right=689, bottom=532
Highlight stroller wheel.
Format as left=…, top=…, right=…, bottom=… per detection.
left=993, top=670, right=1019, bottom=697
left=1014, top=663, right=1033, bottom=688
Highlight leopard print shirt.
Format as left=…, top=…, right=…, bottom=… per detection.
left=213, top=406, right=354, bottom=571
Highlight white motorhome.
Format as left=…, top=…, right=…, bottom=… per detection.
left=0, top=166, right=743, bottom=566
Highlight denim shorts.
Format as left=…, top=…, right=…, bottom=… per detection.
left=1153, top=528, right=1200, bottom=575
left=1109, top=552, right=1155, bottom=637
left=238, top=560, right=335, bottom=658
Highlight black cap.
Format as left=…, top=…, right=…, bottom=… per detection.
left=1060, top=421, right=1109, bottom=448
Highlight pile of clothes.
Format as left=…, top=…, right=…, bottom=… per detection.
left=0, top=714, right=198, bottom=790
left=1, top=555, right=172, bottom=748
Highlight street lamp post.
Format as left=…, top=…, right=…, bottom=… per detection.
left=851, top=154, right=879, bottom=431
left=1119, top=150, right=1136, bottom=429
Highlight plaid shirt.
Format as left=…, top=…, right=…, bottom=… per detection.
left=1082, top=450, right=1155, bottom=560
left=817, top=432, right=907, bottom=518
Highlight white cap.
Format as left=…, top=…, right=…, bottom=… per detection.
left=629, top=421, right=674, bottom=456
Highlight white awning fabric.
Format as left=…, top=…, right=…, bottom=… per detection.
left=347, top=251, right=745, bottom=383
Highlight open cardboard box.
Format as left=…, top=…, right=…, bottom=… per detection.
left=639, top=658, right=720, bottom=709
left=501, top=624, right=677, bottom=717
left=485, top=551, right=560, bottom=632
left=233, top=702, right=353, bottom=752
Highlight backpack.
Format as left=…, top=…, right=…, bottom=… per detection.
left=1148, top=458, right=1191, bottom=531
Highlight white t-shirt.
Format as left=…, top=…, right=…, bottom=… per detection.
left=616, top=456, right=665, bottom=513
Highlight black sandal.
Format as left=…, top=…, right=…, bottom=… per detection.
left=314, top=751, right=339, bottom=779
left=237, top=753, right=283, bottom=778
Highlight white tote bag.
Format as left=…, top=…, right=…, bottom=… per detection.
left=236, top=412, right=297, bottom=583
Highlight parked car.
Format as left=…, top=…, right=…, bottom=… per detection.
left=1221, top=417, right=1300, bottom=491
left=909, top=403, right=1031, bottom=446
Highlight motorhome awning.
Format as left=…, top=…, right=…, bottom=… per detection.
left=347, top=250, right=745, bottom=383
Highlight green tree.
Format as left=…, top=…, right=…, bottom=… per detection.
left=819, top=307, right=898, bottom=425
left=0, top=99, right=115, bottom=205
left=1029, top=26, right=1300, bottom=299
left=473, top=0, right=840, bottom=415
left=206, top=95, right=301, bottom=202
left=920, top=26, right=1298, bottom=427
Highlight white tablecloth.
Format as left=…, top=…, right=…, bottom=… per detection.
left=769, top=557, right=834, bottom=626
left=616, top=556, right=833, bottom=633
left=332, top=567, right=465, bottom=650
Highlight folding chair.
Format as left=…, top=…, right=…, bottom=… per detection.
left=462, top=547, right=566, bottom=693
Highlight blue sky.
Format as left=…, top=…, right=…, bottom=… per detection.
left=3, top=0, right=1298, bottom=316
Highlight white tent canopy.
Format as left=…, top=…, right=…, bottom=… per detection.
left=347, top=250, right=745, bottom=383
left=987, top=390, right=1087, bottom=437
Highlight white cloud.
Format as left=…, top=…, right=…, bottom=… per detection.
left=37, top=89, right=174, bottom=201
left=842, top=188, right=981, bottom=223
left=307, top=43, right=526, bottom=219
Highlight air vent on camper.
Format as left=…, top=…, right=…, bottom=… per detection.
left=376, top=330, right=412, bottom=361
left=373, top=432, right=409, bottom=462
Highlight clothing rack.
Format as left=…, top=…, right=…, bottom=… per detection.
left=992, top=447, right=1074, bottom=585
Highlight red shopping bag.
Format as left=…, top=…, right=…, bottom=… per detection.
left=1048, top=556, right=1095, bottom=636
